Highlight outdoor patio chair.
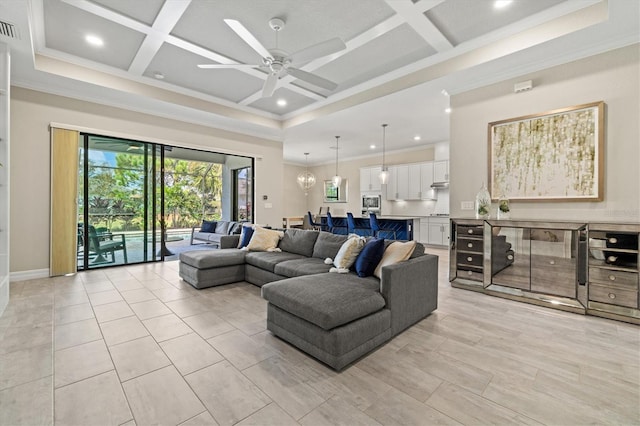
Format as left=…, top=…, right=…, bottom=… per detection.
left=87, top=225, right=128, bottom=264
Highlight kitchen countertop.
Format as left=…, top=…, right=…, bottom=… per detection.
left=322, top=215, right=450, bottom=219
left=375, top=214, right=450, bottom=219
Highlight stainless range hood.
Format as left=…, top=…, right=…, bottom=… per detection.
left=430, top=182, right=449, bottom=189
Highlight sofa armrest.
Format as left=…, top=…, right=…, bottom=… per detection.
left=379, top=254, right=438, bottom=335
left=219, top=235, right=240, bottom=249
left=190, top=226, right=201, bottom=245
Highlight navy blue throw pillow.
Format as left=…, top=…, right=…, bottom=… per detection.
left=201, top=220, right=216, bottom=233
left=239, top=226, right=254, bottom=248
left=354, top=238, right=385, bottom=277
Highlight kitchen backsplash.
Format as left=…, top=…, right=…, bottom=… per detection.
left=382, top=189, right=450, bottom=216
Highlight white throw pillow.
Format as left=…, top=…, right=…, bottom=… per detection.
left=332, top=234, right=366, bottom=270
left=374, top=241, right=417, bottom=278
left=245, top=227, right=284, bottom=252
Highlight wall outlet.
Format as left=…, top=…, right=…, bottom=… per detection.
left=461, top=201, right=474, bottom=210
left=264, top=203, right=273, bottom=209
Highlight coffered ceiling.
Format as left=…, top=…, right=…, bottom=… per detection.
left=0, top=0, right=638, bottom=163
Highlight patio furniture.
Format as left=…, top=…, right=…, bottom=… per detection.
left=87, top=225, right=128, bottom=264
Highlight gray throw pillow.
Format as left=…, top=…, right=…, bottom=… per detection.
left=279, top=228, right=320, bottom=257
left=312, top=232, right=348, bottom=260
left=215, top=221, right=230, bottom=235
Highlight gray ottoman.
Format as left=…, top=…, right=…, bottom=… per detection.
left=179, top=249, right=246, bottom=289
left=262, top=273, right=392, bottom=370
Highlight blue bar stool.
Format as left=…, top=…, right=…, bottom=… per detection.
left=369, top=213, right=397, bottom=239
left=307, top=211, right=324, bottom=231
left=326, top=212, right=346, bottom=234
left=347, top=212, right=370, bottom=236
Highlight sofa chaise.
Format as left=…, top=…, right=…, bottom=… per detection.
left=179, top=228, right=438, bottom=370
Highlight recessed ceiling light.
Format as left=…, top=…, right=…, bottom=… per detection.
left=153, top=71, right=164, bottom=80
left=494, top=0, right=513, bottom=9
left=441, top=89, right=449, bottom=96
left=276, top=98, right=287, bottom=107
left=85, top=34, right=104, bottom=47
left=445, top=107, right=452, bottom=114
left=413, top=135, right=421, bottom=141
left=370, top=144, right=376, bottom=149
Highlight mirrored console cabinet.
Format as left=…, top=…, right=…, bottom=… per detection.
left=450, top=219, right=639, bottom=325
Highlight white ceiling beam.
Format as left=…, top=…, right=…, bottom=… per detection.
left=57, top=1, right=257, bottom=77
left=384, top=0, right=453, bottom=52
left=58, top=0, right=324, bottom=103
left=60, top=0, right=149, bottom=34
left=128, top=0, right=192, bottom=75
left=412, top=0, right=446, bottom=13
left=237, top=14, right=406, bottom=106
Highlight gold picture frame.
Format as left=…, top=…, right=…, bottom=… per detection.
left=488, top=101, right=604, bottom=201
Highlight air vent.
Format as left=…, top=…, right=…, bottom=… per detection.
left=0, top=20, right=20, bottom=40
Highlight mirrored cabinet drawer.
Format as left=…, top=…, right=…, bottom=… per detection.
left=458, top=225, right=483, bottom=237
left=589, top=284, right=639, bottom=309
left=457, top=252, right=483, bottom=267
left=457, top=269, right=483, bottom=282
left=458, top=237, right=482, bottom=253
left=589, top=268, right=638, bottom=289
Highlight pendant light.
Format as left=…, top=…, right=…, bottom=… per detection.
left=297, top=152, right=316, bottom=195
left=379, top=124, right=390, bottom=184
left=331, top=136, right=342, bottom=188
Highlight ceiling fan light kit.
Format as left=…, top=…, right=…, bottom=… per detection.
left=198, top=17, right=345, bottom=98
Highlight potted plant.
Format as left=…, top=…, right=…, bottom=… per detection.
left=498, top=196, right=510, bottom=219
left=475, top=183, right=491, bottom=219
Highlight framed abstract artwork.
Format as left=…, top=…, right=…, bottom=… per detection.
left=488, top=101, right=604, bottom=201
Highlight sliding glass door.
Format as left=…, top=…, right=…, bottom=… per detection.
left=78, top=136, right=160, bottom=269
left=76, top=135, right=254, bottom=270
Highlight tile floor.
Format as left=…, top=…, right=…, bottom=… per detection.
left=0, top=248, right=638, bottom=425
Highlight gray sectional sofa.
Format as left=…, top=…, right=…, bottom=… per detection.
left=189, top=220, right=242, bottom=248
left=179, top=228, right=438, bottom=370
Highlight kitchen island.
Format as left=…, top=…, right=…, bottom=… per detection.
left=320, top=215, right=417, bottom=240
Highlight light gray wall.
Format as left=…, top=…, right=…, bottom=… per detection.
left=450, top=44, right=639, bottom=222
left=10, top=87, right=284, bottom=274
left=282, top=163, right=310, bottom=218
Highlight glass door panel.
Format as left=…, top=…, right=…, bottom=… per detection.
left=78, top=136, right=159, bottom=269
left=491, top=227, right=531, bottom=290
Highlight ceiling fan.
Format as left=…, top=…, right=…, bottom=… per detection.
left=198, top=17, right=346, bottom=97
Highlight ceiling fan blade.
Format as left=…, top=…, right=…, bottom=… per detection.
left=287, top=67, right=338, bottom=91
left=289, top=37, right=346, bottom=65
left=197, top=63, right=259, bottom=69
left=224, top=19, right=272, bottom=59
left=262, top=73, right=278, bottom=97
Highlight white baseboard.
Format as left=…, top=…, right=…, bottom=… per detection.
left=10, top=269, right=50, bottom=282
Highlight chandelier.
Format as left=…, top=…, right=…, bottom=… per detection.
left=332, top=136, right=342, bottom=188
left=297, top=152, right=316, bottom=195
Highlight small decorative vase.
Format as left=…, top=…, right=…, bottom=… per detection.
left=475, top=183, right=491, bottom=219
left=497, top=195, right=510, bottom=219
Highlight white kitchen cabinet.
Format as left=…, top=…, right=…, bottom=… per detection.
left=420, top=162, right=436, bottom=200
left=427, top=217, right=450, bottom=246
left=387, top=164, right=426, bottom=200
left=434, top=160, right=449, bottom=182
left=419, top=219, right=429, bottom=244
left=386, top=165, right=409, bottom=200
left=407, top=164, right=421, bottom=200
left=360, top=166, right=382, bottom=192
